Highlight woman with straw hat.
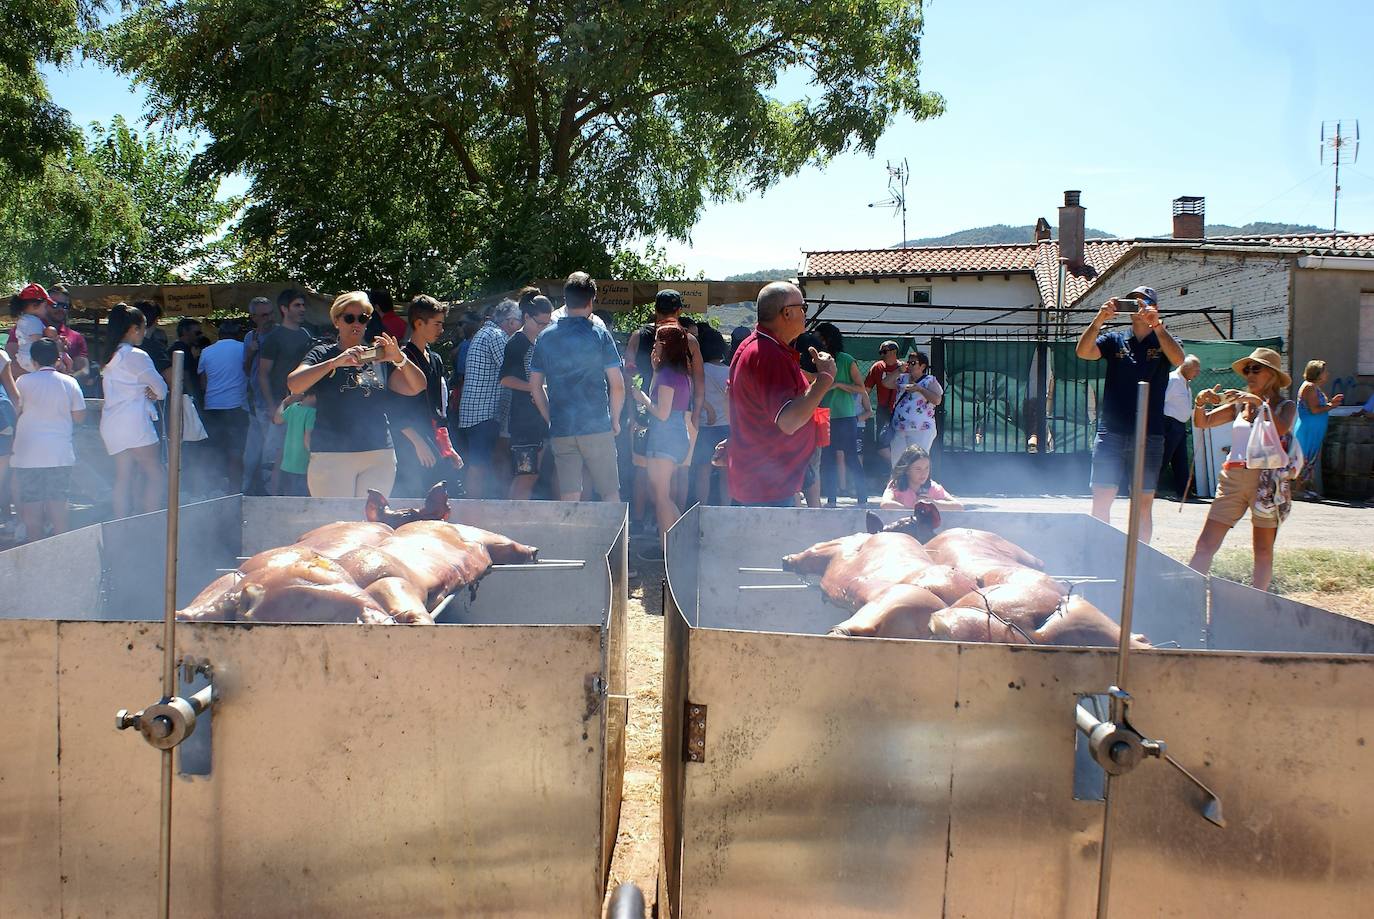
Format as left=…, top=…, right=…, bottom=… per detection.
left=1187, top=347, right=1296, bottom=591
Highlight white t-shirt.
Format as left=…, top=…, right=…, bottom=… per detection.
left=197, top=338, right=248, bottom=410
left=15, top=314, right=45, bottom=372
left=12, top=367, right=86, bottom=467
left=1163, top=368, right=1192, bottom=422
left=550, top=306, right=607, bottom=330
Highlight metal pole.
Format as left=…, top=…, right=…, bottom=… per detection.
left=1114, top=380, right=1149, bottom=694
left=1094, top=380, right=1150, bottom=919
left=1333, top=121, right=1341, bottom=232
left=159, top=349, right=185, bottom=919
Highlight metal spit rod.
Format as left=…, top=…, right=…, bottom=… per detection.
left=159, top=350, right=185, bottom=919
left=1113, top=381, right=1150, bottom=702
left=1095, top=380, right=1150, bottom=919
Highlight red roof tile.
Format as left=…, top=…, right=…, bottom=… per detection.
left=801, top=243, right=1040, bottom=278
left=1034, top=239, right=1133, bottom=309
left=802, top=232, right=1374, bottom=307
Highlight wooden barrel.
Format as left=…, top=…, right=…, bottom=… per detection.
left=1323, top=414, right=1374, bottom=499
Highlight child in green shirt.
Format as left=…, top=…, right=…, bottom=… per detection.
left=273, top=393, right=316, bottom=496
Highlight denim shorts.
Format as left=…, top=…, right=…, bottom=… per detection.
left=646, top=411, right=690, bottom=464
left=1090, top=430, right=1165, bottom=493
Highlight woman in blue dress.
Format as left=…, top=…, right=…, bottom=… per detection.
left=1293, top=360, right=1344, bottom=498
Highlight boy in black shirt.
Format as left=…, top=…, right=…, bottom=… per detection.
left=500, top=295, right=554, bottom=499
left=392, top=296, right=461, bottom=497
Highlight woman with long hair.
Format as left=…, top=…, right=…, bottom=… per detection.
left=100, top=302, right=168, bottom=518
left=1292, top=359, right=1344, bottom=499
left=814, top=322, right=871, bottom=508
left=632, top=325, right=692, bottom=560
left=1187, top=348, right=1297, bottom=591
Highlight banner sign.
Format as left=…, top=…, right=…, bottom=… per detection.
left=663, top=281, right=709, bottom=314
left=596, top=280, right=635, bottom=311
left=161, top=285, right=214, bottom=317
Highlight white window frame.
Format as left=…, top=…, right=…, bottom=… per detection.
left=908, top=286, right=932, bottom=306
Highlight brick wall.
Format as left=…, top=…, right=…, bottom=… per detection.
left=1076, top=249, right=1293, bottom=346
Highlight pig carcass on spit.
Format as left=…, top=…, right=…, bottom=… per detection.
left=784, top=508, right=1149, bottom=649
left=178, top=486, right=538, bottom=625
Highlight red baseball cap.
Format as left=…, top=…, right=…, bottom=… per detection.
left=17, top=283, right=55, bottom=305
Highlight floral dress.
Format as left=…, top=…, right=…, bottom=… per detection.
left=891, top=371, right=942, bottom=452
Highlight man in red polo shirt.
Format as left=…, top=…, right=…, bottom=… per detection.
left=728, top=281, right=836, bottom=506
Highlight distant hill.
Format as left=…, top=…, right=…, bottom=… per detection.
left=723, top=268, right=794, bottom=281
left=1202, top=222, right=1328, bottom=237
left=899, top=221, right=1330, bottom=247
left=900, top=225, right=1116, bottom=246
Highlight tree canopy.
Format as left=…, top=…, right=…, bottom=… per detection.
left=0, top=116, right=239, bottom=287
left=106, top=0, right=943, bottom=295
left=0, top=0, right=100, bottom=180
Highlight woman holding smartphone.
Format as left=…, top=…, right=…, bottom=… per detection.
left=287, top=290, right=426, bottom=497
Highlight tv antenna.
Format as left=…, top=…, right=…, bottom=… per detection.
left=1320, top=120, right=1359, bottom=231
left=868, top=158, right=910, bottom=247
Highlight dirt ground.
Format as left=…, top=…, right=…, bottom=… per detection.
left=601, top=497, right=1373, bottom=915
left=603, top=562, right=666, bottom=915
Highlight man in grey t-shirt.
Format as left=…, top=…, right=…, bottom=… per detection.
left=257, top=289, right=313, bottom=493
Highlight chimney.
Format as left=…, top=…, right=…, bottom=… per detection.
left=1058, top=190, right=1085, bottom=270
left=1172, top=196, right=1205, bottom=238
left=1034, top=217, right=1052, bottom=242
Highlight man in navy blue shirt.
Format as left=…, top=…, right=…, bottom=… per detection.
left=529, top=272, right=626, bottom=502
left=1075, top=285, right=1184, bottom=543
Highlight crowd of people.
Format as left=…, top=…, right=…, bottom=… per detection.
left=0, top=275, right=1351, bottom=589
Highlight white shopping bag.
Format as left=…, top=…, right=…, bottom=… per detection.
left=1245, top=402, right=1287, bottom=470
left=181, top=394, right=209, bottom=442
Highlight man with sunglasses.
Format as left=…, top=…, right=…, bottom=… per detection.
left=727, top=281, right=836, bottom=506
left=47, top=284, right=90, bottom=387
left=863, top=340, right=903, bottom=464
left=500, top=294, right=554, bottom=499
left=1075, top=285, right=1185, bottom=543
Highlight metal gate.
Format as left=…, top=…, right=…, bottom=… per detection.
left=930, top=332, right=1105, bottom=494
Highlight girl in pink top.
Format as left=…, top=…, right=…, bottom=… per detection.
left=879, top=445, right=963, bottom=511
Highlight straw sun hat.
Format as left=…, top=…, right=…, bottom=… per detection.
left=1230, top=347, right=1291, bottom=388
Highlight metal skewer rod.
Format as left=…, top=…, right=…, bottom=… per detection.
left=1095, top=380, right=1150, bottom=919
left=159, top=350, right=185, bottom=919
left=489, top=560, right=585, bottom=570
left=738, top=584, right=813, bottom=591
left=430, top=593, right=458, bottom=620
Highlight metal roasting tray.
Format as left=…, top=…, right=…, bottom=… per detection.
left=659, top=504, right=1374, bottom=919
left=0, top=495, right=628, bottom=918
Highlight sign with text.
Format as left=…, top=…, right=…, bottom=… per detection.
left=662, top=281, right=709, bottom=314
left=596, top=280, right=635, bottom=311
left=161, top=285, right=214, bottom=317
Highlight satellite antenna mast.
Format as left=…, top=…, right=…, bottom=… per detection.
left=1320, top=120, right=1359, bottom=231
left=867, top=158, right=911, bottom=246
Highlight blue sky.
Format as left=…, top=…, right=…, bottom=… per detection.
left=44, top=1, right=1374, bottom=278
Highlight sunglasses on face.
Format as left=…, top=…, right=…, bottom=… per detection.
left=1241, top=364, right=1268, bottom=375
left=340, top=312, right=372, bottom=325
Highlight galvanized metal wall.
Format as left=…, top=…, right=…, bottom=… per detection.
left=0, top=497, right=629, bottom=918
left=663, top=505, right=1374, bottom=917
left=662, top=628, right=1374, bottom=918
left=0, top=620, right=608, bottom=918
left=1209, top=577, right=1374, bottom=653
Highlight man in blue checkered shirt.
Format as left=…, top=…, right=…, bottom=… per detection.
left=457, top=299, right=521, bottom=497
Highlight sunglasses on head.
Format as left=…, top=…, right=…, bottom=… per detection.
left=340, top=312, right=372, bottom=325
